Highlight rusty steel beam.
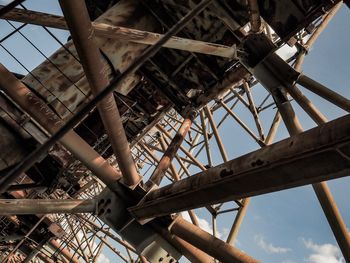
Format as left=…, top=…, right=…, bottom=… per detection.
left=147, top=113, right=194, bottom=187
left=0, top=5, right=236, bottom=58
left=0, top=64, right=122, bottom=192
left=0, top=199, right=97, bottom=215
left=59, top=0, right=141, bottom=188
left=129, top=114, right=350, bottom=219
left=170, top=217, right=259, bottom=263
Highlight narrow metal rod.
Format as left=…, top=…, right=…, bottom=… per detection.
left=0, top=6, right=235, bottom=58
left=49, top=239, right=80, bottom=263
left=226, top=198, right=251, bottom=245
left=230, top=88, right=250, bottom=109
left=242, top=82, right=264, bottom=140
left=0, top=0, right=213, bottom=193
left=76, top=215, right=138, bottom=253
left=220, top=100, right=263, bottom=146
left=65, top=216, right=89, bottom=262
left=265, top=111, right=281, bottom=145
left=297, top=74, right=350, bottom=112
left=200, top=110, right=213, bottom=167
left=60, top=0, right=141, bottom=187
left=95, top=235, right=129, bottom=263
left=204, top=105, right=229, bottom=162
left=170, top=217, right=259, bottom=263
left=226, top=111, right=280, bottom=245
left=0, top=199, right=97, bottom=215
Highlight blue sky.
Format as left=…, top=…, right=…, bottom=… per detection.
left=0, top=1, right=349, bottom=262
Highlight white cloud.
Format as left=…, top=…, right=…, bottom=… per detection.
left=302, top=239, right=345, bottom=263
left=181, top=212, right=222, bottom=239
left=96, top=253, right=111, bottom=263
left=255, top=235, right=292, bottom=254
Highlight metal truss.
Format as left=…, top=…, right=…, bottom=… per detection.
left=0, top=0, right=349, bottom=262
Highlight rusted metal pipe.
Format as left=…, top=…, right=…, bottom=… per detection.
left=147, top=113, right=195, bottom=186
left=59, top=0, right=141, bottom=188
left=297, top=74, right=350, bottom=112
left=0, top=199, right=97, bottom=215
left=169, top=217, right=259, bottom=263
left=128, top=114, right=350, bottom=219
left=0, top=5, right=236, bottom=58
left=0, top=64, right=122, bottom=192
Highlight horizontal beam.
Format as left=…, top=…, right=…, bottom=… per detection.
left=129, top=114, right=350, bottom=220
left=0, top=199, right=97, bottom=215
left=0, top=6, right=236, bottom=58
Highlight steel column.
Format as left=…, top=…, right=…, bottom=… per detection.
left=59, top=0, right=141, bottom=187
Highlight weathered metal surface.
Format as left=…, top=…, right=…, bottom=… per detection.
left=147, top=113, right=194, bottom=186
left=1, top=6, right=237, bottom=58
left=0, top=64, right=122, bottom=192
left=60, top=0, right=141, bottom=187
left=129, top=114, right=350, bottom=219
left=21, top=0, right=160, bottom=120
left=0, top=199, right=97, bottom=215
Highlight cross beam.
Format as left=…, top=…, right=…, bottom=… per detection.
left=0, top=5, right=236, bottom=58
left=129, top=114, right=350, bottom=220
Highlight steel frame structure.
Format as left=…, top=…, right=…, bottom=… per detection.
left=0, top=0, right=349, bottom=262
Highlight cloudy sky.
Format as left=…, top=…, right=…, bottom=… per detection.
left=0, top=1, right=349, bottom=262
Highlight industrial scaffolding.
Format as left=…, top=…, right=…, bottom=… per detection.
left=0, top=0, right=349, bottom=262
